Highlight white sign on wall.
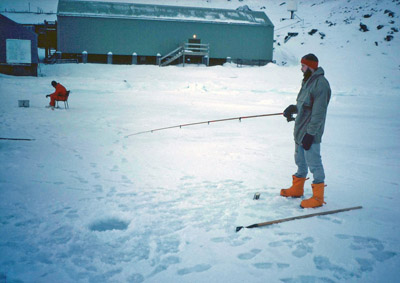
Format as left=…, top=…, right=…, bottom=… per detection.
left=6, top=39, right=32, bottom=64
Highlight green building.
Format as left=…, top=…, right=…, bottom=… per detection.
left=57, top=0, right=274, bottom=66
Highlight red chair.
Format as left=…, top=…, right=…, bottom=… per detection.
left=56, top=90, right=70, bottom=109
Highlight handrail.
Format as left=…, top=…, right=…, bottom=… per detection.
left=183, top=43, right=209, bottom=54
left=160, top=45, right=183, bottom=61
left=184, top=43, right=209, bottom=50
left=184, top=43, right=209, bottom=46
left=160, top=42, right=210, bottom=66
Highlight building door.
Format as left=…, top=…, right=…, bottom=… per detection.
left=186, top=38, right=202, bottom=63
left=188, top=38, right=201, bottom=47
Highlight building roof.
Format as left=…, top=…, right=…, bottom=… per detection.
left=57, top=0, right=273, bottom=27
left=0, top=14, right=39, bottom=64
left=0, top=12, right=57, bottom=25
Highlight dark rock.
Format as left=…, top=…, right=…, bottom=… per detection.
left=308, top=29, right=318, bottom=35
left=236, top=5, right=251, bottom=11
left=384, top=10, right=395, bottom=17
left=325, top=20, right=336, bottom=26
left=359, top=23, right=369, bottom=32
left=284, top=32, right=299, bottom=43
left=384, top=35, right=394, bottom=41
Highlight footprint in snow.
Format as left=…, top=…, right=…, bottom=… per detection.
left=277, top=263, right=290, bottom=269
left=269, top=237, right=314, bottom=258
left=177, top=264, right=212, bottom=276
left=121, top=175, right=133, bottom=184
left=280, top=275, right=335, bottom=283
left=237, top=248, right=262, bottom=260
left=107, top=186, right=117, bottom=197
left=89, top=218, right=130, bottom=232
left=292, top=237, right=314, bottom=258
left=150, top=256, right=180, bottom=277
left=74, top=153, right=83, bottom=160
left=91, top=171, right=101, bottom=179
left=253, top=262, right=273, bottom=269
left=314, top=256, right=357, bottom=280
left=72, top=175, right=88, bottom=184
left=127, top=273, right=144, bottom=282
left=49, top=225, right=74, bottom=244
left=65, top=209, right=79, bottom=219
left=334, top=234, right=397, bottom=275
left=155, top=235, right=180, bottom=254
left=355, top=257, right=374, bottom=272
left=93, top=184, right=103, bottom=192
left=210, top=237, right=226, bottom=243
left=14, top=218, right=41, bottom=228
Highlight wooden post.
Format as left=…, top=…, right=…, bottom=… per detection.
left=82, top=51, right=88, bottom=63
left=156, top=53, right=161, bottom=65
left=132, top=52, right=137, bottom=65
left=107, top=52, right=112, bottom=64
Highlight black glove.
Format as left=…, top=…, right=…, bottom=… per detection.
left=46, top=95, right=50, bottom=98
left=302, top=133, right=314, bottom=150
left=283, top=105, right=297, bottom=122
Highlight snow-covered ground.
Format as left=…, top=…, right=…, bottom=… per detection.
left=1, top=0, right=399, bottom=282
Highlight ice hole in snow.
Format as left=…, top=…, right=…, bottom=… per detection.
left=89, top=218, right=129, bottom=232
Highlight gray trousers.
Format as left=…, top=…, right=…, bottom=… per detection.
left=294, top=143, right=325, bottom=184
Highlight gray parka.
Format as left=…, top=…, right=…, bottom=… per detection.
left=294, top=67, right=331, bottom=145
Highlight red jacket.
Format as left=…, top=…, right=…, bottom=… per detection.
left=51, top=83, right=67, bottom=100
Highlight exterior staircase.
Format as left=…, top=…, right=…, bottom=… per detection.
left=159, top=43, right=209, bottom=66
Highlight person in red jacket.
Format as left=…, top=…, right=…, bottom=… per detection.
left=46, top=81, right=67, bottom=108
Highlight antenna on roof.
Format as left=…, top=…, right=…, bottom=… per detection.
left=287, top=0, right=298, bottom=20
left=280, top=0, right=303, bottom=25
left=287, top=0, right=297, bottom=20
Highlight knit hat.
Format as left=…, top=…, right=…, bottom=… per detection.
left=301, top=53, right=319, bottom=70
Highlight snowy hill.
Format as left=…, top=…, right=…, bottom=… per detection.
left=0, top=0, right=399, bottom=282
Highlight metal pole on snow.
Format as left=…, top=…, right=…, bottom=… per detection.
left=0, top=137, right=35, bottom=141
left=125, top=112, right=283, bottom=138
left=236, top=206, right=363, bottom=232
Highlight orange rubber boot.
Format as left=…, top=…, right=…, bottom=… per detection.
left=300, top=183, right=325, bottom=208
left=280, top=175, right=306, bottom=198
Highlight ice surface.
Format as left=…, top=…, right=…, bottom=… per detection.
left=0, top=0, right=399, bottom=282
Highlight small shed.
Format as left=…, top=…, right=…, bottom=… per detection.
left=0, top=14, right=39, bottom=76
left=57, top=0, right=274, bottom=65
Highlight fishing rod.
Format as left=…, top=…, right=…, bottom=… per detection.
left=0, top=137, right=35, bottom=141
left=236, top=206, right=363, bottom=232
left=125, top=112, right=283, bottom=137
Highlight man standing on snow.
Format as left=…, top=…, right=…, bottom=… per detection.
left=281, top=54, right=331, bottom=208
left=46, top=81, right=67, bottom=109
